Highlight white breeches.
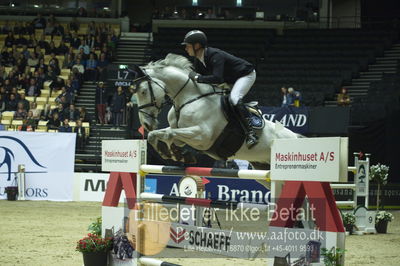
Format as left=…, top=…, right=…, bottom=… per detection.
left=229, top=70, right=256, bottom=105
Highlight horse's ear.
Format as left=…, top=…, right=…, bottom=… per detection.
left=131, top=65, right=146, bottom=79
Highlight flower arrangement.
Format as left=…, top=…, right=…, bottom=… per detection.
left=76, top=233, right=113, bottom=253
left=76, top=217, right=113, bottom=253
left=376, top=211, right=394, bottom=223
left=369, top=163, right=389, bottom=210
left=369, top=163, right=389, bottom=185
left=341, top=212, right=356, bottom=225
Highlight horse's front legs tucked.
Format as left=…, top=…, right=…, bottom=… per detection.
left=148, top=125, right=205, bottom=149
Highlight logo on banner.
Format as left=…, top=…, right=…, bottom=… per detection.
left=170, top=227, right=186, bottom=243
left=0, top=136, right=47, bottom=181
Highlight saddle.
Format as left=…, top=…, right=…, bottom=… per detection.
left=205, top=95, right=264, bottom=160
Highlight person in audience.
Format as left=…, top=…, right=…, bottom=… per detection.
left=72, top=59, right=85, bottom=75
left=1, top=47, right=10, bottom=65
left=337, top=87, right=351, bottom=106
left=27, top=52, right=39, bottom=68
left=49, top=53, right=60, bottom=69
left=10, top=87, right=20, bottom=101
left=74, top=119, right=86, bottom=151
left=52, top=22, right=65, bottom=36
left=79, top=107, right=89, bottom=122
left=111, top=86, right=125, bottom=129
left=50, top=76, right=65, bottom=92
left=16, top=34, right=28, bottom=47
left=25, top=78, right=40, bottom=97
left=35, top=46, right=45, bottom=62
left=30, top=102, right=42, bottom=120
left=78, top=40, right=90, bottom=55
left=71, top=68, right=83, bottom=94
left=17, top=119, right=33, bottom=131
left=182, top=30, right=258, bottom=148
left=50, top=103, right=64, bottom=119
left=63, top=53, right=76, bottom=69
left=14, top=102, right=27, bottom=120
left=96, top=81, right=107, bottom=124
left=87, top=35, right=96, bottom=50
left=64, top=103, right=79, bottom=121
left=70, top=32, right=81, bottom=49
left=281, top=86, right=289, bottom=107
left=94, top=35, right=103, bottom=50
left=4, top=32, right=15, bottom=48
left=17, top=73, right=29, bottom=90
left=56, top=40, right=69, bottom=55
left=6, top=93, right=18, bottom=111
left=44, top=21, right=55, bottom=35
left=58, top=118, right=72, bottom=132
left=97, top=53, right=109, bottom=81
left=24, top=22, right=35, bottom=35
left=25, top=111, right=37, bottom=129
left=33, top=70, right=45, bottom=90
left=38, top=34, right=50, bottom=51
left=287, top=87, right=302, bottom=107
left=63, top=27, right=73, bottom=43
left=85, top=53, right=98, bottom=81
left=32, top=13, right=46, bottom=29
left=18, top=93, right=30, bottom=111
left=46, top=41, right=58, bottom=55
left=55, top=87, right=72, bottom=106
left=87, top=21, right=97, bottom=36
left=27, top=34, right=37, bottom=48
left=47, top=112, right=61, bottom=130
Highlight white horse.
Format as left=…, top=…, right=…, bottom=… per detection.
left=132, top=54, right=298, bottom=168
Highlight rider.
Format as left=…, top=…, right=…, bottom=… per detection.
left=181, top=30, right=258, bottom=148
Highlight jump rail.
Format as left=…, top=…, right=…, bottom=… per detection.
left=140, top=192, right=269, bottom=211
left=140, top=165, right=270, bottom=181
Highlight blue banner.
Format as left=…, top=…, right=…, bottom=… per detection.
left=145, top=175, right=270, bottom=205
left=260, top=106, right=309, bottom=134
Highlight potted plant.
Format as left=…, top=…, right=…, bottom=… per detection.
left=375, top=210, right=394, bottom=234
left=76, top=217, right=113, bottom=266
left=341, top=212, right=356, bottom=234
left=4, top=186, right=18, bottom=201
left=321, top=247, right=346, bottom=266
left=369, top=163, right=389, bottom=210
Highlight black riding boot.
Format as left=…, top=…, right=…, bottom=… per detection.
left=234, top=100, right=259, bottom=149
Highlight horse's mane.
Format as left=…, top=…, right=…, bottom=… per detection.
left=146, top=53, right=193, bottom=73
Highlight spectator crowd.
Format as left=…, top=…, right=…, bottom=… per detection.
left=0, top=14, right=119, bottom=150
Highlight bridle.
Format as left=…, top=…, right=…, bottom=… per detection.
left=134, top=68, right=191, bottom=121
left=133, top=66, right=227, bottom=127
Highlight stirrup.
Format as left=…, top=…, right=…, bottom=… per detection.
left=246, top=133, right=258, bottom=149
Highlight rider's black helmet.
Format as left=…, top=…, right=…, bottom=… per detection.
left=181, top=30, right=207, bottom=47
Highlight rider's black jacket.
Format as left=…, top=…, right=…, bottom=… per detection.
left=193, top=47, right=254, bottom=84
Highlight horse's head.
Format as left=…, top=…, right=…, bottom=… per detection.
left=133, top=72, right=167, bottom=131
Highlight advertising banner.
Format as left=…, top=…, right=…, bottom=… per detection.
left=0, top=131, right=75, bottom=201
left=271, top=137, right=347, bottom=182
left=260, top=106, right=309, bottom=134
left=102, top=140, right=147, bottom=173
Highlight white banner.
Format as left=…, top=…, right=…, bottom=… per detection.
left=77, top=172, right=126, bottom=202
left=101, top=140, right=147, bottom=173
left=0, top=131, right=76, bottom=201
left=271, top=137, right=347, bottom=182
